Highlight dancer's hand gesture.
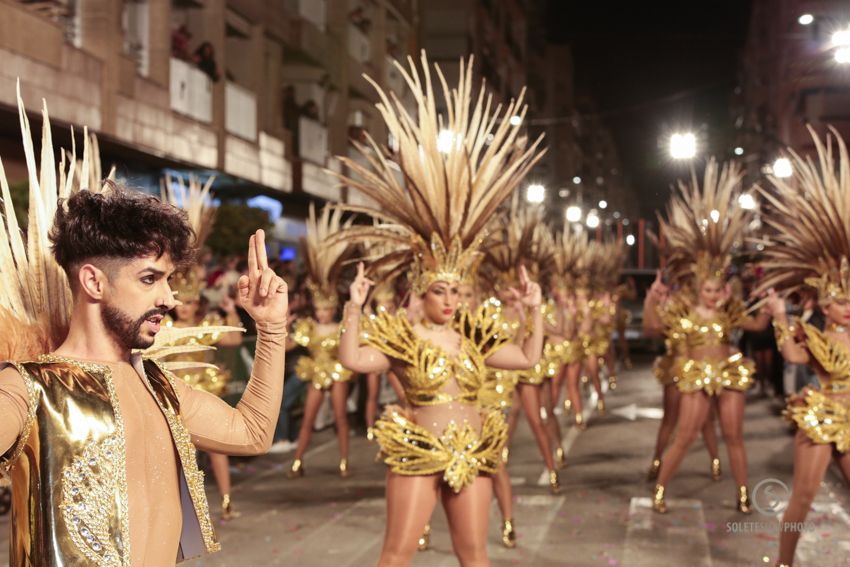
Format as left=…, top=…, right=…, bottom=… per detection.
left=349, top=262, right=374, bottom=307
left=763, top=289, right=785, bottom=318
left=648, top=270, right=668, bottom=301
left=513, top=266, right=542, bottom=308
left=238, top=229, right=288, bottom=325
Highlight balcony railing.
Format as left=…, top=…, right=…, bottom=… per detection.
left=285, top=0, right=326, bottom=32
left=225, top=81, right=257, bottom=141
left=170, top=57, right=212, bottom=123
left=348, top=24, right=371, bottom=64
left=298, top=116, right=328, bottom=165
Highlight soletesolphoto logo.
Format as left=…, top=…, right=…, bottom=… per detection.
left=752, top=478, right=790, bottom=516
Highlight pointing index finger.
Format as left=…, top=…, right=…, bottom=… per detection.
left=247, top=235, right=257, bottom=274
left=255, top=229, right=269, bottom=271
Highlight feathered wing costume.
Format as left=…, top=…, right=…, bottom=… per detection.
left=755, top=128, right=850, bottom=452
left=332, top=52, right=546, bottom=492
left=654, top=158, right=756, bottom=396
left=289, top=204, right=356, bottom=391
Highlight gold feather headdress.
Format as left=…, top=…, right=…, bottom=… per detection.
left=0, top=84, right=107, bottom=360
left=302, top=204, right=355, bottom=308
left=160, top=174, right=216, bottom=302
left=585, top=240, right=625, bottom=292
left=754, top=127, right=850, bottom=303
left=659, top=159, right=749, bottom=287
left=482, top=193, right=549, bottom=291
left=330, top=52, right=546, bottom=294
left=552, top=226, right=590, bottom=292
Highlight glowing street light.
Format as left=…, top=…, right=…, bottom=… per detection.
left=734, top=146, right=745, bottom=156
left=598, top=200, right=608, bottom=209
left=832, top=28, right=850, bottom=48
left=586, top=210, right=600, bottom=229
left=509, top=115, right=523, bottom=126
left=526, top=184, right=546, bottom=204
left=738, top=193, right=757, bottom=210
left=625, top=234, right=636, bottom=246
left=798, top=14, right=814, bottom=26
left=565, top=205, right=583, bottom=223
left=669, top=132, right=697, bottom=160
left=773, top=157, right=793, bottom=178
left=572, top=176, right=582, bottom=185
left=836, top=47, right=850, bottom=64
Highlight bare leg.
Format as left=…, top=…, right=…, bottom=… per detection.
left=716, top=390, right=747, bottom=487
left=776, top=431, right=833, bottom=566
left=566, top=362, right=583, bottom=422
left=442, top=476, right=494, bottom=567
left=541, top=379, right=563, bottom=453
left=702, top=404, right=720, bottom=461
left=835, top=447, right=850, bottom=486
left=517, top=383, right=557, bottom=471
left=506, top=391, right=522, bottom=444
left=653, top=384, right=680, bottom=460
left=586, top=355, right=605, bottom=414
left=492, top=464, right=513, bottom=521
left=331, top=381, right=350, bottom=465
left=377, top=473, right=441, bottom=567
left=209, top=452, right=231, bottom=496
left=366, top=372, right=380, bottom=430
left=292, top=386, right=325, bottom=463
left=551, top=365, right=567, bottom=411
left=656, top=392, right=712, bottom=487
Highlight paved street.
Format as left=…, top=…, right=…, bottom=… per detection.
left=2, top=357, right=849, bottom=566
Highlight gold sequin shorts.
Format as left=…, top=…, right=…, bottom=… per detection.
left=785, top=390, right=850, bottom=453
left=479, top=370, right=519, bottom=410
left=560, top=339, right=582, bottom=365
left=653, top=354, right=681, bottom=386
left=676, top=353, right=755, bottom=396
left=374, top=408, right=507, bottom=493
left=296, top=357, right=352, bottom=390
left=518, top=343, right=563, bottom=385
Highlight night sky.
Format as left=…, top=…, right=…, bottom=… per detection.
left=548, top=0, right=752, bottom=216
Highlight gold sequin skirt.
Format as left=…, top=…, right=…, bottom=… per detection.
left=518, top=343, right=563, bottom=385
left=653, top=354, right=681, bottom=386
left=479, top=370, right=520, bottom=410
left=296, top=356, right=352, bottom=390
left=785, top=390, right=850, bottom=453
left=178, top=367, right=231, bottom=397
left=374, top=408, right=507, bottom=493
left=560, top=339, right=582, bottom=365
left=675, top=353, right=755, bottom=396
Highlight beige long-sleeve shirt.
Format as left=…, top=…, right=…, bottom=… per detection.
left=0, top=320, right=287, bottom=566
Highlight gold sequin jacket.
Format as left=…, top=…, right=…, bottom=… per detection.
left=0, top=356, right=218, bottom=567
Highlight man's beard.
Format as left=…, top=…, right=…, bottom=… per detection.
left=101, top=304, right=166, bottom=350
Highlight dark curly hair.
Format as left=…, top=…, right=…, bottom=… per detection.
left=50, top=182, right=196, bottom=281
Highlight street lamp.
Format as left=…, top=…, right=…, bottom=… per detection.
left=572, top=176, right=582, bottom=185
left=625, top=234, right=636, bottom=246
left=509, top=115, right=523, bottom=126
left=526, top=184, right=545, bottom=204
left=586, top=210, right=600, bottom=229
left=598, top=200, right=608, bottom=209
left=734, top=146, right=745, bottom=156
left=670, top=132, right=697, bottom=159
left=773, top=157, right=793, bottom=178
left=798, top=14, right=814, bottom=26
left=738, top=193, right=757, bottom=210
left=836, top=47, right=850, bottom=64
left=565, top=205, right=582, bottom=223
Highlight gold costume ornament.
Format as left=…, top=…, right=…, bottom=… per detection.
left=290, top=319, right=352, bottom=390
left=302, top=204, right=355, bottom=308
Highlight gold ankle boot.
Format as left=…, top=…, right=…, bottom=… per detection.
left=339, top=458, right=350, bottom=478
left=575, top=413, right=586, bottom=431
left=711, top=458, right=721, bottom=481
left=287, top=459, right=304, bottom=479
left=549, top=469, right=561, bottom=495
left=652, top=484, right=667, bottom=514
left=597, top=398, right=606, bottom=415
left=609, top=374, right=618, bottom=390
left=366, top=427, right=375, bottom=441
left=221, top=494, right=240, bottom=521
left=501, top=518, right=517, bottom=548
left=647, top=458, right=661, bottom=482
left=417, top=523, right=431, bottom=551
left=737, top=485, right=752, bottom=514
left=564, top=399, right=572, bottom=414
left=555, top=447, right=566, bottom=469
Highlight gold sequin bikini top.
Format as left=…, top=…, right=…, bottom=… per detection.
left=801, top=323, right=850, bottom=390
left=660, top=297, right=747, bottom=350
left=363, top=299, right=511, bottom=406
left=291, top=319, right=342, bottom=359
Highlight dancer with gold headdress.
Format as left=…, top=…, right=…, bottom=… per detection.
left=160, top=174, right=245, bottom=521
left=288, top=205, right=356, bottom=478
left=334, top=53, right=545, bottom=565
left=642, top=159, right=771, bottom=514
left=754, top=129, right=850, bottom=567
left=0, top=88, right=288, bottom=566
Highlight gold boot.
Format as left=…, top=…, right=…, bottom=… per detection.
left=564, top=399, right=572, bottom=414
left=711, top=458, right=721, bottom=481
left=418, top=523, right=431, bottom=551
left=555, top=447, right=566, bottom=469
left=737, top=485, right=752, bottom=514
left=501, top=446, right=510, bottom=463
left=597, top=398, right=606, bottom=415
left=652, top=484, right=667, bottom=514
left=366, top=427, right=375, bottom=441
left=575, top=413, right=586, bottom=431
left=501, top=518, right=517, bottom=548
left=549, top=469, right=561, bottom=495
left=287, top=458, right=304, bottom=479
left=339, top=458, right=350, bottom=478
left=647, top=458, right=661, bottom=482
left=608, top=374, right=618, bottom=390
left=221, top=494, right=241, bottom=521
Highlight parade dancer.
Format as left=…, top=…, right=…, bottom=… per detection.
left=334, top=53, right=545, bottom=567
left=0, top=91, right=288, bottom=565
left=642, top=159, right=770, bottom=514
left=754, top=128, right=850, bottom=567
left=288, top=205, right=356, bottom=478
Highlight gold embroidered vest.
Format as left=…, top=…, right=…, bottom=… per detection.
left=0, top=356, right=220, bottom=566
